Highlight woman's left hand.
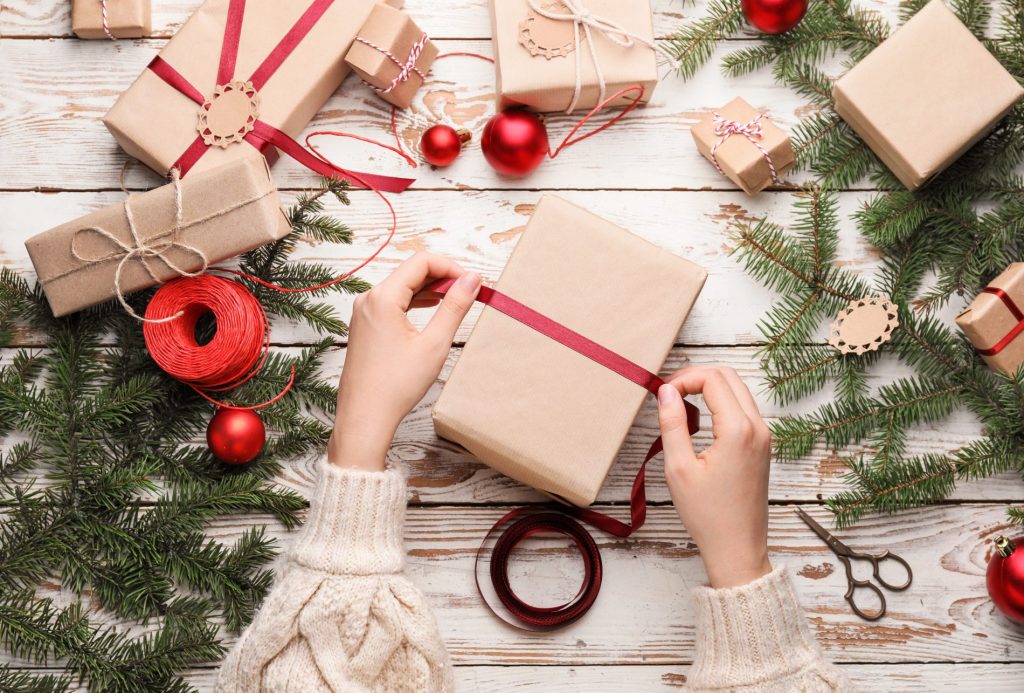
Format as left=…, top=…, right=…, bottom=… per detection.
left=329, top=253, right=481, bottom=471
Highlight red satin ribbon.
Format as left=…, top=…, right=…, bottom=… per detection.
left=978, top=287, right=1024, bottom=356
left=429, top=279, right=699, bottom=629
left=145, top=0, right=414, bottom=193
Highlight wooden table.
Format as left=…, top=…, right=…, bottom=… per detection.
left=2, top=1, right=1023, bottom=689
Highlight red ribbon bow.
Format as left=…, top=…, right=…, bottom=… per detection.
left=710, top=112, right=779, bottom=183
left=146, top=0, right=414, bottom=193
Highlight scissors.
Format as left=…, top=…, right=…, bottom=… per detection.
left=795, top=508, right=912, bottom=621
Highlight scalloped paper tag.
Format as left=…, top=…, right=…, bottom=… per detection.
left=519, top=1, right=583, bottom=60
left=828, top=296, right=899, bottom=356
left=197, top=81, right=260, bottom=149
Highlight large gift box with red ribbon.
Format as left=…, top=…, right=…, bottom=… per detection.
left=489, top=0, right=658, bottom=114
left=25, top=157, right=290, bottom=318
left=957, top=264, right=1024, bottom=375
left=833, top=0, right=1023, bottom=191
left=433, top=195, right=706, bottom=507
left=103, top=0, right=409, bottom=189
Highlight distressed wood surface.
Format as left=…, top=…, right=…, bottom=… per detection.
left=15, top=663, right=1024, bottom=691
left=3, top=504, right=1022, bottom=668
left=1, top=0, right=1022, bottom=689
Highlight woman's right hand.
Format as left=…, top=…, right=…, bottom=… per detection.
left=656, top=367, right=773, bottom=589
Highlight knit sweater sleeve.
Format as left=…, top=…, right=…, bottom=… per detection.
left=215, top=462, right=454, bottom=693
left=687, top=565, right=852, bottom=692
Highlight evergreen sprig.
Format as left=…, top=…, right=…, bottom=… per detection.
left=0, top=180, right=363, bottom=690
left=676, top=0, right=1024, bottom=527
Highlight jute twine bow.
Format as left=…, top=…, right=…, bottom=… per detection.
left=355, top=33, right=430, bottom=95
left=68, top=170, right=272, bottom=323
left=710, top=112, right=779, bottom=183
left=526, top=0, right=657, bottom=113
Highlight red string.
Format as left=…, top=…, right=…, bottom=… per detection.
left=143, top=274, right=295, bottom=410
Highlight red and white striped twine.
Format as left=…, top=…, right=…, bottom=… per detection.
left=99, top=0, right=116, bottom=40
left=355, top=33, right=429, bottom=94
left=710, top=112, right=779, bottom=183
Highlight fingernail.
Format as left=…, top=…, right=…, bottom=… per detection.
left=658, top=384, right=678, bottom=406
left=456, top=271, right=481, bottom=290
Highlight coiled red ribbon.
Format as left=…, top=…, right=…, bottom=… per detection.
left=978, top=286, right=1024, bottom=356
left=147, top=0, right=413, bottom=193
left=429, top=279, right=699, bottom=630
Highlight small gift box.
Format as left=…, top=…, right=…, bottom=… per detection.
left=104, top=0, right=403, bottom=178
left=489, top=0, right=658, bottom=113
left=833, top=0, right=1024, bottom=191
left=691, top=97, right=795, bottom=195
left=72, top=0, right=151, bottom=39
left=345, top=4, right=438, bottom=109
left=25, top=157, right=290, bottom=318
left=956, top=264, right=1024, bottom=375
left=433, top=195, right=707, bottom=507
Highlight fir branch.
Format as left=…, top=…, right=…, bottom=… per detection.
left=662, top=0, right=745, bottom=80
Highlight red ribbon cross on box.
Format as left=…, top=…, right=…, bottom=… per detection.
left=147, top=0, right=414, bottom=193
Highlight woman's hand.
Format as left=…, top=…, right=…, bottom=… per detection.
left=329, top=253, right=481, bottom=471
left=657, top=366, right=773, bottom=589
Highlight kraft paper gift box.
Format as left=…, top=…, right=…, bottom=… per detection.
left=104, top=0, right=403, bottom=177
left=345, top=3, right=438, bottom=109
left=72, top=0, right=151, bottom=39
left=833, top=0, right=1024, bottom=191
left=433, top=195, right=707, bottom=507
left=489, top=0, right=658, bottom=113
left=25, top=157, right=291, bottom=318
left=956, top=264, right=1024, bottom=375
left=691, top=97, right=795, bottom=195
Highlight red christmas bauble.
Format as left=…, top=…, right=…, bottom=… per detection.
left=206, top=408, right=266, bottom=465
left=481, top=109, right=549, bottom=177
left=741, top=0, right=807, bottom=34
left=420, top=125, right=471, bottom=167
left=987, top=536, right=1024, bottom=623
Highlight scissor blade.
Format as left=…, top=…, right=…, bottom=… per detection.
left=795, top=507, right=838, bottom=545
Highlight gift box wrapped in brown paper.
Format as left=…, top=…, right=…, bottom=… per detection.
left=432, top=196, right=707, bottom=507
left=25, top=157, right=291, bottom=318
left=833, top=0, right=1024, bottom=191
left=957, top=264, right=1024, bottom=375
left=691, top=97, right=795, bottom=195
left=104, top=0, right=402, bottom=177
left=489, top=0, right=658, bottom=113
left=345, top=3, right=438, bottom=109
left=72, top=0, right=151, bottom=39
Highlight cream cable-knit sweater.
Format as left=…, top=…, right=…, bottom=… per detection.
left=216, top=462, right=849, bottom=692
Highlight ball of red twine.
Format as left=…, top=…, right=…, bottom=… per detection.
left=143, top=274, right=291, bottom=408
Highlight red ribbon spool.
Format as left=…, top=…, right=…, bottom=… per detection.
left=143, top=274, right=292, bottom=409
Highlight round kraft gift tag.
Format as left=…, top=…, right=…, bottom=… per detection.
left=197, top=81, right=260, bottom=148
left=828, top=296, right=899, bottom=356
left=519, top=1, right=584, bottom=59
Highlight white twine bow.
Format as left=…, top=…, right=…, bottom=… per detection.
left=71, top=170, right=208, bottom=323
left=355, top=33, right=430, bottom=95
left=527, top=0, right=657, bottom=113
left=710, top=112, right=780, bottom=184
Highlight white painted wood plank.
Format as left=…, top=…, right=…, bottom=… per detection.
left=1, top=189, right=963, bottom=348
left=0, top=0, right=907, bottom=39
left=1, top=343, right=1011, bottom=503
left=4, top=504, right=1021, bottom=666
left=10, top=662, right=1020, bottom=691
left=0, top=39, right=833, bottom=191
